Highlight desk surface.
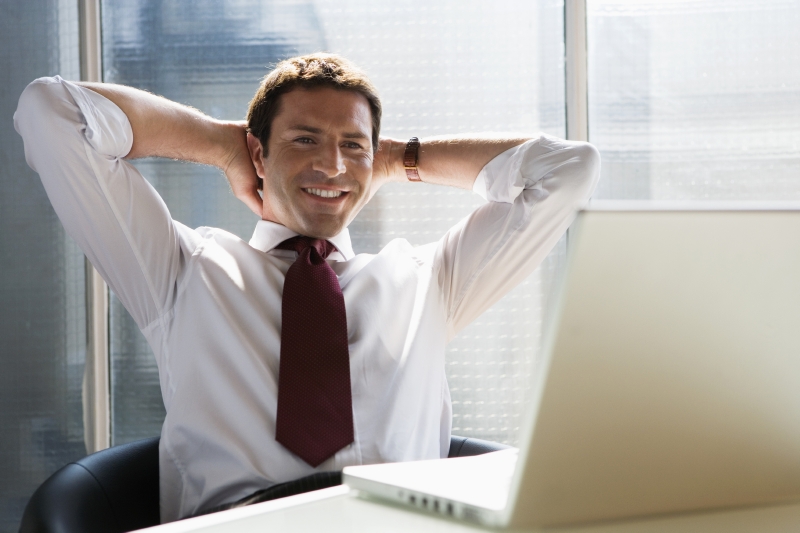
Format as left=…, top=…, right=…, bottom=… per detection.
left=141, top=487, right=800, bottom=533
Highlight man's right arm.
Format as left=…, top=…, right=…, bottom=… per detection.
left=13, top=77, right=217, bottom=329
left=76, top=82, right=262, bottom=216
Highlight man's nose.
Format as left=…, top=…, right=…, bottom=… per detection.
left=312, top=143, right=346, bottom=178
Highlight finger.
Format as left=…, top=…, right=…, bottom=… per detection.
left=230, top=178, right=262, bottom=217
left=239, top=185, right=262, bottom=217
left=245, top=189, right=264, bottom=218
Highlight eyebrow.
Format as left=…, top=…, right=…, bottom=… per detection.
left=288, top=124, right=370, bottom=141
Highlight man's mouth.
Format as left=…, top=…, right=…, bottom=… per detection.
left=304, top=188, right=344, bottom=199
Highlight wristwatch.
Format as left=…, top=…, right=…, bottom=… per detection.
left=403, top=137, right=421, bottom=182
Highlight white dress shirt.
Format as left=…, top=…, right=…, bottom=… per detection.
left=15, top=76, right=600, bottom=522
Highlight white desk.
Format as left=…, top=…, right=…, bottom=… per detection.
left=141, top=486, right=800, bottom=533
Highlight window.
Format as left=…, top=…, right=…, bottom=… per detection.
left=588, top=0, right=800, bottom=200
left=3, top=1, right=799, bottom=529
left=102, top=0, right=566, bottom=446
left=0, top=1, right=85, bottom=530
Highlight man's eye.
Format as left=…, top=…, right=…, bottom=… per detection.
left=343, top=142, right=364, bottom=150
left=295, top=137, right=314, bottom=144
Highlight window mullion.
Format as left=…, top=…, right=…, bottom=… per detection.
left=565, top=0, right=589, bottom=142
left=79, top=0, right=110, bottom=454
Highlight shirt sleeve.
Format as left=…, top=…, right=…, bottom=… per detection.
left=14, top=76, right=197, bottom=330
left=434, top=134, right=601, bottom=340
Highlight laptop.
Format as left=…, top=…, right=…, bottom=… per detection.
left=344, top=204, right=800, bottom=529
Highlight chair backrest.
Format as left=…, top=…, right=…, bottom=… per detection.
left=20, top=434, right=508, bottom=533
left=448, top=436, right=510, bottom=458
left=19, top=437, right=160, bottom=533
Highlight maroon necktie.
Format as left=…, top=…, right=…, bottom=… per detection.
left=275, top=236, right=354, bottom=467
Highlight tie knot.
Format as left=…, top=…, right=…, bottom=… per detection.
left=277, top=236, right=337, bottom=260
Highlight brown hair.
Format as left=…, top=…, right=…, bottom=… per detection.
left=247, top=53, right=382, bottom=155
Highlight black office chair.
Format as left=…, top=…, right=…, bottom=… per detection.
left=20, top=435, right=509, bottom=533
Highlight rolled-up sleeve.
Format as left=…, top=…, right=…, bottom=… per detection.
left=435, top=134, right=601, bottom=339
left=14, top=76, right=194, bottom=330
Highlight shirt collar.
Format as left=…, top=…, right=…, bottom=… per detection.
left=248, top=220, right=355, bottom=261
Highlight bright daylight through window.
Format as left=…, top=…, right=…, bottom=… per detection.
left=1, top=0, right=798, bottom=530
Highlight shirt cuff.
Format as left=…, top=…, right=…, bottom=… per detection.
left=472, top=170, right=488, bottom=199
left=59, top=76, right=135, bottom=158
left=473, top=137, right=542, bottom=203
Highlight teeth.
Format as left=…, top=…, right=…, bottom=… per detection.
left=306, top=188, right=343, bottom=199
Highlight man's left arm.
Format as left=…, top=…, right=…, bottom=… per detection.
left=374, top=135, right=531, bottom=190
left=375, top=134, right=601, bottom=341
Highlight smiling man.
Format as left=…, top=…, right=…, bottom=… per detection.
left=14, top=54, right=599, bottom=522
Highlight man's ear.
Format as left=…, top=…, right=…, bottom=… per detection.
left=246, top=132, right=267, bottom=177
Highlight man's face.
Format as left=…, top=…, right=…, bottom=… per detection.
left=248, top=87, right=374, bottom=239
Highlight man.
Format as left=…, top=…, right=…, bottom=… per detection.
left=15, top=53, right=599, bottom=521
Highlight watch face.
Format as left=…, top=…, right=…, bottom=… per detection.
left=404, top=138, right=420, bottom=166
left=403, top=138, right=421, bottom=181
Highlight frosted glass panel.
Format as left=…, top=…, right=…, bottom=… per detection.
left=0, top=1, right=84, bottom=531
left=103, top=0, right=565, bottom=447
left=315, top=0, right=566, bottom=444
left=588, top=0, right=800, bottom=200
